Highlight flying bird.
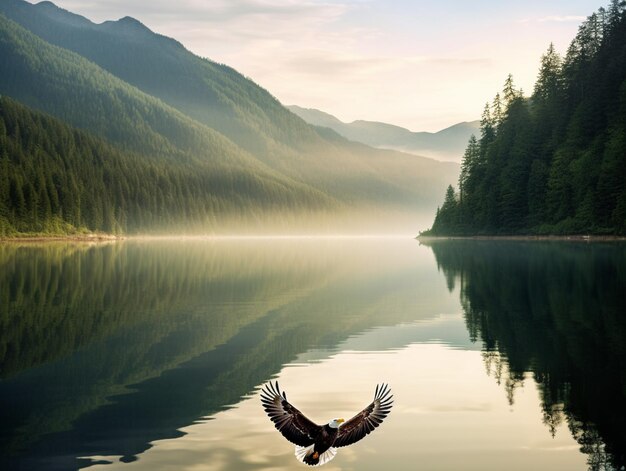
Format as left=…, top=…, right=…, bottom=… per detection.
left=261, top=381, right=393, bottom=466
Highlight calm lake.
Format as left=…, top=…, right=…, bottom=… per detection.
left=0, top=239, right=624, bottom=471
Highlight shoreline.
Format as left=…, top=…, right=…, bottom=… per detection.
left=416, top=235, right=626, bottom=242
left=0, top=234, right=125, bottom=243
left=2, top=233, right=625, bottom=243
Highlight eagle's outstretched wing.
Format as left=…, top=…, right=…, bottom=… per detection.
left=261, top=381, right=322, bottom=447
left=333, top=383, right=393, bottom=448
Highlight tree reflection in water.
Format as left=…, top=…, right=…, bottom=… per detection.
left=426, top=240, right=626, bottom=471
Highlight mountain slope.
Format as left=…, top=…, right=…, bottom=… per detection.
left=288, top=105, right=479, bottom=162
left=0, top=0, right=323, bottom=160
left=0, top=12, right=258, bottom=167
left=0, top=1, right=460, bottom=232
left=0, top=96, right=336, bottom=235
left=0, top=0, right=458, bottom=178
left=0, top=15, right=339, bottom=234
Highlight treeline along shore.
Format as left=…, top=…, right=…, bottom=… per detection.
left=423, top=1, right=626, bottom=237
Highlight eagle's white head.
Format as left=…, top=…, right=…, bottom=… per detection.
left=328, top=418, right=345, bottom=429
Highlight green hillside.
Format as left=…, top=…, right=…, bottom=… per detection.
left=0, top=13, right=344, bottom=234
left=0, top=1, right=461, bottom=234
left=0, top=0, right=322, bottom=159
left=426, top=2, right=626, bottom=236
left=0, top=1, right=458, bottom=231
left=0, top=96, right=332, bottom=235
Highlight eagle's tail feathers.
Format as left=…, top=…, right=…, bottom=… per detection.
left=295, top=445, right=337, bottom=466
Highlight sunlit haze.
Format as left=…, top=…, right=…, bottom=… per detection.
left=39, top=0, right=602, bottom=131
left=1, top=1, right=625, bottom=467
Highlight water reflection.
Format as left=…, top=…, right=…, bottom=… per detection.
left=425, top=240, right=626, bottom=471
left=1, top=239, right=621, bottom=470
left=0, top=240, right=457, bottom=470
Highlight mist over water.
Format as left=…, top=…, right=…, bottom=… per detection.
left=0, top=239, right=623, bottom=470
left=123, top=207, right=438, bottom=238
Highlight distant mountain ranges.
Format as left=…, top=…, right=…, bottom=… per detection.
left=288, top=105, right=479, bottom=163
left=0, top=0, right=460, bottom=235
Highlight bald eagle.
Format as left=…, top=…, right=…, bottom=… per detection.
left=261, top=381, right=393, bottom=466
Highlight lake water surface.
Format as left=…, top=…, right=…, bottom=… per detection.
left=0, top=239, right=624, bottom=470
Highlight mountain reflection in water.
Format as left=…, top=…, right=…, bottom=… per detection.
left=0, top=239, right=623, bottom=470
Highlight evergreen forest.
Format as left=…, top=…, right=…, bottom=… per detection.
left=0, top=1, right=457, bottom=236
left=426, top=1, right=626, bottom=236
left=0, top=97, right=331, bottom=235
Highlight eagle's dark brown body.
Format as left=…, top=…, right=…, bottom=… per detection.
left=261, top=382, right=393, bottom=467
left=303, top=424, right=339, bottom=465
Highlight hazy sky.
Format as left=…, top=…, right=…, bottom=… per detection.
left=41, top=0, right=603, bottom=131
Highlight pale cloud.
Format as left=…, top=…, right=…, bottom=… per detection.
left=277, top=53, right=492, bottom=80
left=284, top=53, right=398, bottom=78
left=538, top=15, right=587, bottom=23
left=421, top=57, right=493, bottom=67
left=519, top=15, right=586, bottom=24
left=54, top=0, right=350, bottom=23
left=45, top=0, right=594, bottom=131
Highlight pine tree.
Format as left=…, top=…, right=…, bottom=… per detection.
left=503, top=74, right=518, bottom=109
left=459, top=135, right=479, bottom=204
left=480, top=103, right=495, bottom=142
left=492, top=94, right=503, bottom=130
left=534, top=44, right=563, bottom=104
left=608, top=0, right=626, bottom=30
left=527, top=159, right=548, bottom=228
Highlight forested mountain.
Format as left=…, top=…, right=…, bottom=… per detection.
left=0, top=97, right=332, bottom=235
left=288, top=105, right=479, bottom=162
left=425, top=1, right=626, bottom=236
left=0, top=0, right=321, bottom=160
left=0, top=0, right=456, bottom=189
left=0, top=1, right=459, bottom=234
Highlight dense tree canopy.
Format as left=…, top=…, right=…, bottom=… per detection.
left=0, top=97, right=331, bottom=235
left=0, top=6, right=459, bottom=236
left=425, top=2, right=626, bottom=236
